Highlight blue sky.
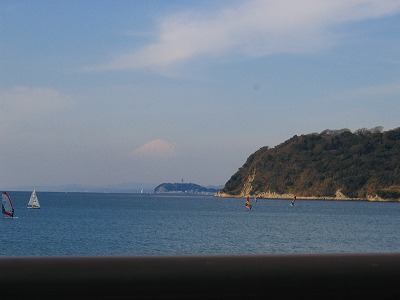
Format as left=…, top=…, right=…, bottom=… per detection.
left=1, top=0, right=400, bottom=189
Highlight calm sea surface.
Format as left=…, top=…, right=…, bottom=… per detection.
left=1, top=192, right=399, bottom=256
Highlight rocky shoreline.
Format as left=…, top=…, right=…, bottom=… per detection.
left=215, top=191, right=400, bottom=203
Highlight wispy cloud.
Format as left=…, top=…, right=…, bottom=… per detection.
left=0, top=86, right=69, bottom=124
left=87, top=0, right=400, bottom=73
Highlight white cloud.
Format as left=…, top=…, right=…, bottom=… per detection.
left=0, top=86, right=69, bottom=124
left=129, top=139, right=178, bottom=159
left=89, top=0, right=400, bottom=73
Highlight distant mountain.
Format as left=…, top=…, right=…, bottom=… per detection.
left=218, top=127, right=400, bottom=201
left=154, top=183, right=220, bottom=195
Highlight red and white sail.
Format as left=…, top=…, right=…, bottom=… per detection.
left=244, top=196, right=252, bottom=210
left=2, top=192, right=15, bottom=218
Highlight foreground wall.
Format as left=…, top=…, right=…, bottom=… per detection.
left=1, top=253, right=400, bottom=299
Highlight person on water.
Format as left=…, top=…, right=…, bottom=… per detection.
left=291, top=195, right=296, bottom=206
left=245, top=196, right=252, bottom=210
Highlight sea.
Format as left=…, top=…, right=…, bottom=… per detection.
left=1, top=191, right=399, bottom=257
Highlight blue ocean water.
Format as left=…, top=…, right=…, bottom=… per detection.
left=1, top=191, right=399, bottom=256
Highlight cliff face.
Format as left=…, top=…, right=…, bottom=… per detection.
left=218, top=127, right=400, bottom=201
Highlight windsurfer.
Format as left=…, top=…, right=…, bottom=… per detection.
left=291, top=195, right=296, bottom=206
left=2, top=192, right=15, bottom=218
left=245, top=196, right=252, bottom=210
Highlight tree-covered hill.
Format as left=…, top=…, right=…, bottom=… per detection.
left=218, top=127, right=400, bottom=201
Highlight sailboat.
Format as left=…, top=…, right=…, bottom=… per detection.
left=2, top=192, right=15, bottom=218
left=28, top=189, right=41, bottom=209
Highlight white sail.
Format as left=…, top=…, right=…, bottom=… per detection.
left=28, top=189, right=40, bottom=209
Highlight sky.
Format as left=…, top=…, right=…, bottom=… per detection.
left=1, top=0, right=400, bottom=190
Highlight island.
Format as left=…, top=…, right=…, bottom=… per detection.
left=217, top=126, right=400, bottom=202
left=154, top=183, right=220, bottom=195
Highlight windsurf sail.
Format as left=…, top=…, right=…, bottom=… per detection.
left=2, top=192, right=15, bottom=218
left=245, top=196, right=252, bottom=210
left=28, top=189, right=40, bottom=209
